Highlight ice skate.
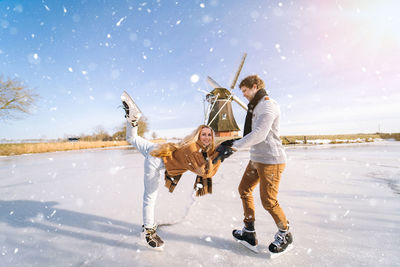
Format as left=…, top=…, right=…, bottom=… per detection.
left=268, top=229, right=293, bottom=258
left=232, top=223, right=258, bottom=253
left=141, top=225, right=165, bottom=251
left=121, top=91, right=142, bottom=126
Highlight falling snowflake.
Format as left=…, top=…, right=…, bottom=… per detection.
left=116, top=16, right=127, bottom=27
left=49, top=210, right=57, bottom=218
left=191, top=74, right=199, bottom=83
left=28, top=53, right=40, bottom=64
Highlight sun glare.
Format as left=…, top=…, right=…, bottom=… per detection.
left=361, top=2, right=400, bottom=41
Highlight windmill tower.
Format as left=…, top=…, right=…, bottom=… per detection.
left=201, top=53, right=248, bottom=137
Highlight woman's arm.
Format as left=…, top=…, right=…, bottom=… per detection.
left=203, top=150, right=221, bottom=178
left=183, top=143, right=221, bottom=177
left=186, top=150, right=208, bottom=176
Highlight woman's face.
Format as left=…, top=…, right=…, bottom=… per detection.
left=199, top=127, right=213, bottom=147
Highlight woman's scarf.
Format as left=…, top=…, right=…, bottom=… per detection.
left=193, top=175, right=212, bottom=196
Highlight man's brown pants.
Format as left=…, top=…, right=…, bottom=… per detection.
left=238, top=161, right=288, bottom=230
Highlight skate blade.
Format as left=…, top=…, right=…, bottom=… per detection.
left=233, top=236, right=258, bottom=253
left=268, top=244, right=293, bottom=259
left=121, top=91, right=143, bottom=123
left=140, top=232, right=164, bottom=252
left=121, top=91, right=143, bottom=113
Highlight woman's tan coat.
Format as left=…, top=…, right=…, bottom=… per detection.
left=162, top=140, right=221, bottom=178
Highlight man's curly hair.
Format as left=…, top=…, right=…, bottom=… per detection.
left=239, top=75, right=265, bottom=90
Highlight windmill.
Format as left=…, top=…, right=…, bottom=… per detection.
left=201, top=53, right=248, bottom=137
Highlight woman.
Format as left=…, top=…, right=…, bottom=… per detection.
left=121, top=91, right=221, bottom=250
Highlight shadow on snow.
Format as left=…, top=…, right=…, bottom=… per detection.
left=0, top=200, right=268, bottom=258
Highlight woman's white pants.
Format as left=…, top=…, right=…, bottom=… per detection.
left=126, top=122, right=165, bottom=228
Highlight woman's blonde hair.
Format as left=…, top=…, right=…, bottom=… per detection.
left=150, top=125, right=216, bottom=157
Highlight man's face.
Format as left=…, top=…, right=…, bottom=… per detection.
left=240, top=84, right=258, bottom=101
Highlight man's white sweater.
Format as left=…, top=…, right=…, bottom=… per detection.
left=233, top=97, right=287, bottom=164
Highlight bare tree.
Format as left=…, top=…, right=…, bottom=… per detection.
left=112, top=124, right=126, bottom=141
left=0, top=76, right=38, bottom=120
left=137, top=116, right=149, bottom=137
left=93, top=125, right=111, bottom=141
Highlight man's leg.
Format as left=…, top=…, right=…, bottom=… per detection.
left=255, top=163, right=288, bottom=230
left=256, top=163, right=292, bottom=254
left=232, top=161, right=260, bottom=252
left=239, top=161, right=260, bottom=226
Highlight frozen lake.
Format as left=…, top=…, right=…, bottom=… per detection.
left=1, top=141, right=399, bottom=266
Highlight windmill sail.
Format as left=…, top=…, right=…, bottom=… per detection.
left=230, top=53, right=247, bottom=89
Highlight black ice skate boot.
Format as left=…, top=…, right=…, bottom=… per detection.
left=232, top=222, right=258, bottom=253
left=141, top=225, right=165, bottom=251
left=120, top=91, right=142, bottom=126
left=268, top=227, right=293, bottom=257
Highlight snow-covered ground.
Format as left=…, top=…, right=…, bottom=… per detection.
left=1, top=141, right=399, bottom=266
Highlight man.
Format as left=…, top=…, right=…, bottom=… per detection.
left=223, top=75, right=293, bottom=255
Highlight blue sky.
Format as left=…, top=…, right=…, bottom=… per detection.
left=1, top=0, right=399, bottom=140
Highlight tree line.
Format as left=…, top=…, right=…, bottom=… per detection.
left=1, top=75, right=150, bottom=142
left=73, top=118, right=149, bottom=142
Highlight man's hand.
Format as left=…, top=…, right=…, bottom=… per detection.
left=212, top=144, right=235, bottom=164
left=220, top=138, right=241, bottom=147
